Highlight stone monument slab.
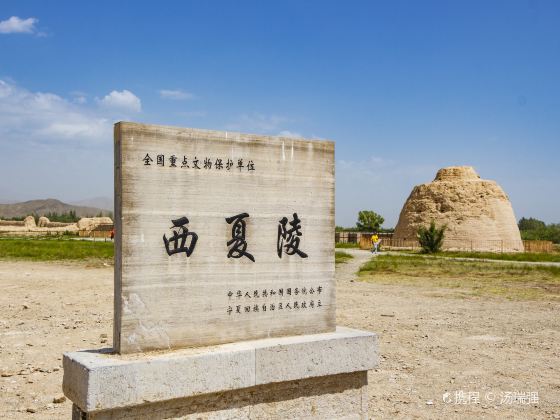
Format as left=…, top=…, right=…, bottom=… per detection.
left=114, top=122, right=335, bottom=353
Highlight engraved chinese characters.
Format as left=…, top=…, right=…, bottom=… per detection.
left=162, top=212, right=309, bottom=261
left=277, top=213, right=308, bottom=258
left=143, top=152, right=255, bottom=172
left=162, top=217, right=198, bottom=257
left=225, top=213, right=254, bottom=262
left=226, top=286, right=323, bottom=316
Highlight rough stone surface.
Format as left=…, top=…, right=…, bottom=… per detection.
left=72, top=371, right=368, bottom=419
left=23, top=215, right=36, bottom=229
left=393, top=166, right=523, bottom=251
left=254, top=328, right=376, bottom=385
left=0, top=216, right=79, bottom=234
left=62, top=327, right=377, bottom=413
left=113, top=122, right=335, bottom=354
left=77, top=217, right=113, bottom=232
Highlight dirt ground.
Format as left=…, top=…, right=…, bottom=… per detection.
left=1, top=252, right=559, bottom=419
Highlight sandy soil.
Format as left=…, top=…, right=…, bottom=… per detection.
left=1, top=253, right=559, bottom=419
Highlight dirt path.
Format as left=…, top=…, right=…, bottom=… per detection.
left=335, top=248, right=374, bottom=281
left=338, top=249, right=559, bottom=419
left=1, top=257, right=559, bottom=419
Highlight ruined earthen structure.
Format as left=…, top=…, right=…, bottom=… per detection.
left=76, top=216, right=113, bottom=234
left=0, top=216, right=112, bottom=237
left=393, top=166, right=524, bottom=252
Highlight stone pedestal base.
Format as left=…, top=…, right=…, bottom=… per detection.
left=71, top=371, right=367, bottom=420
left=64, top=327, right=378, bottom=420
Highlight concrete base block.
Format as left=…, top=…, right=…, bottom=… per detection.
left=64, top=327, right=378, bottom=419
left=72, top=371, right=368, bottom=420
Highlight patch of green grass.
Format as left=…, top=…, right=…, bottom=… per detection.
left=335, top=242, right=360, bottom=249
left=358, top=254, right=560, bottom=300
left=436, top=251, right=560, bottom=263
left=335, top=251, right=354, bottom=264
left=0, top=237, right=114, bottom=261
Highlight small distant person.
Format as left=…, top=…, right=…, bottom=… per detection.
left=110, top=228, right=115, bottom=240
left=371, top=233, right=381, bottom=254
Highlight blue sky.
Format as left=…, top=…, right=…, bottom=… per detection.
left=1, top=1, right=558, bottom=226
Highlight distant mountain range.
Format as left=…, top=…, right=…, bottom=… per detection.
left=0, top=198, right=113, bottom=219
left=70, top=196, right=113, bottom=211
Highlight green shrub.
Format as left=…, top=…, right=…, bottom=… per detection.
left=417, top=221, right=446, bottom=253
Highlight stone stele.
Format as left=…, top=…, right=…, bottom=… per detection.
left=393, top=166, right=524, bottom=251
left=113, top=122, right=335, bottom=354
left=63, top=122, right=378, bottom=419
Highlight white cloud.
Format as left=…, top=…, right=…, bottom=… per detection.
left=226, top=113, right=291, bottom=133
left=98, top=90, right=141, bottom=112
left=0, top=79, right=112, bottom=145
left=159, top=89, right=194, bottom=100
left=70, top=91, right=87, bottom=104
left=0, top=16, right=38, bottom=34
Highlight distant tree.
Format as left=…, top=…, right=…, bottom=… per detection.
left=356, top=211, right=384, bottom=232
left=547, top=224, right=560, bottom=244
left=518, top=217, right=560, bottom=244
left=417, top=221, right=447, bottom=253
left=0, top=216, right=23, bottom=221
left=518, top=217, right=546, bottom=231
left=45, top=210, right=79, bottom=223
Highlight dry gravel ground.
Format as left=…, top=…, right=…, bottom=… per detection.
left=1, top=253, right=559, bottom=419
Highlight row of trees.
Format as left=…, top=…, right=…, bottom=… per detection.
left=518, top=217, right=560, bottom=244
left=2, top=211, right=113, bottom=224
left=45, top=210, right=80, bottom=223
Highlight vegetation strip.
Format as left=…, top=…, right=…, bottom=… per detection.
left=335, top=242, right=360, bottom=249
left=335, top=251, right=354, bottom=264
left=358, top=254, right=560, bottom=300
left=394, top=251, right=560, bottom=265
left=435, top=250, right=560, bottom=263
left=0, top=238, right=113, bottom=261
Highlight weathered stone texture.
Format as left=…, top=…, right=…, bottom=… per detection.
left=72, top=371, right=368, bottom=420
left=393, top=166, right=523, bottom=251
left=0, top=216, right=84, bottom=233
left=114, top=122, right=335, bottom=354
left=23, top=215, right=36, bottom=228
left=77, top=216, right=113, bottom=232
